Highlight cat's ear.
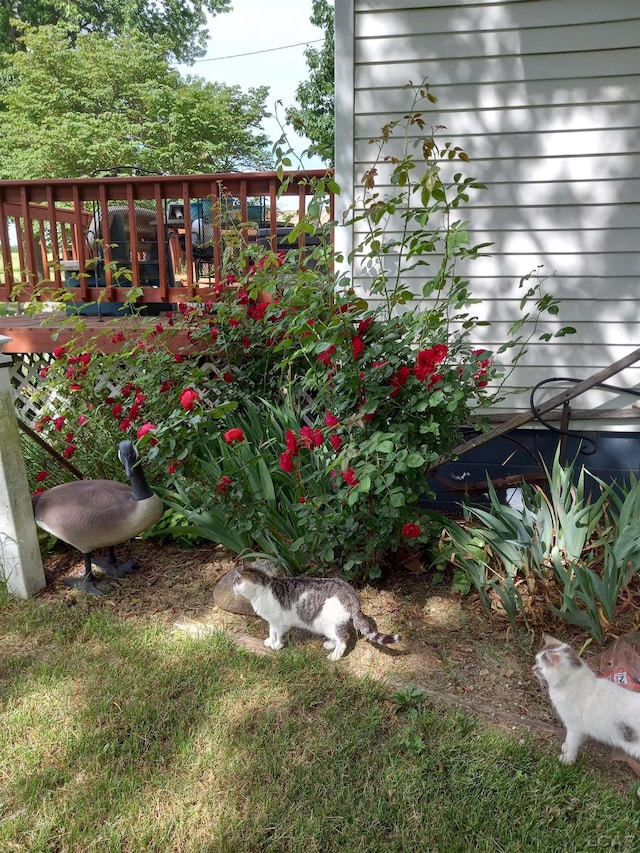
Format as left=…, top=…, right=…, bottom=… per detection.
left=542, top=633, right=562, bottom=648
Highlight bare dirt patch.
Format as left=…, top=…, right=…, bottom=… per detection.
left=38, top=537, right=640, bottom=791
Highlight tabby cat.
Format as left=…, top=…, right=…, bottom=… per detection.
left=233, top=566, right=401, bottom=661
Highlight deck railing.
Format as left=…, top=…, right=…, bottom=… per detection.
left=0, top=170, right=333, bottom=311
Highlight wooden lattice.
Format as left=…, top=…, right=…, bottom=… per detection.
left=9, top=353, right=58, bottom=429
left=10, top=353, right=315, bottom=429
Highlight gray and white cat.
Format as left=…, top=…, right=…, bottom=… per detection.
left=232, top=566, right=401, bottom=661
left=534, top=634, right=640, bottom=765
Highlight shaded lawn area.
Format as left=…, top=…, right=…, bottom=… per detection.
left=1, top=592, right=640, bottom=853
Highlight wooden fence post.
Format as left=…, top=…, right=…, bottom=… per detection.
left=0, top=335, right=45, bottom=598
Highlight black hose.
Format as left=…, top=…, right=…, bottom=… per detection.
left=529, top=377, right=640, bottom=456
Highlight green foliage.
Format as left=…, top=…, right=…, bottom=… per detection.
left=0, top=0, right=231, bottom=63
left=0, top=24, right=272, bottom=178
left=286, top=0, right=335, bottom=163
left=3, top=597, right=640, bottom=850
left=437, top=449, right=640, bottom=642
left=23, top=85, right=574, bottom=579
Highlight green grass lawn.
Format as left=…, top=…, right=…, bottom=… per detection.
left=1, top=589, right=639, bottom=853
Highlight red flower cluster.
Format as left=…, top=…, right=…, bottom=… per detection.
left=414, top=344, right=448, bottom=381
left=217, top=475, right=232, bottom=492
left=317, top=345, right=336, bottom=367
left=341, top=468, right=359, bottom=487
left=472, top=349, right=492, bottom=388
left=223, top=428, right=244, bottom=443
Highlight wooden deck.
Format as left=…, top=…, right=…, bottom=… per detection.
left=0, top=310, right=191, bottom=354
left=0, top=169, right=334, bottom=353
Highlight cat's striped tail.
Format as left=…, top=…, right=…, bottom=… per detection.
left=352, top=612, right=401, bottom=646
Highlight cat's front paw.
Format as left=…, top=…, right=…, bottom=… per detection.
left=559, top=748, right=577, bottom=765
left=327, top=643, right=347, bottom=662
left=264, top=637, right=284, bottom=651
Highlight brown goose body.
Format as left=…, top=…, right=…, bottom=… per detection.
left=32, top=480, right=162, bottom=553
left=32, top=441, right=163, bottom=594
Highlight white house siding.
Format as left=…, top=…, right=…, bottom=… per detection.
left=334, top=0, right=640, bottom=425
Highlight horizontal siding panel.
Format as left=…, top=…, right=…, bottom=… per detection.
left=356, top=1, right=534, bottom=10
left=355, top=48, right=640, bottom=88
left=355, top=83, right=640, bottom=120
left=351, top=227, right=637, bottom=255
left=357, top=2, right=639, bottom=35
left=354, top=103, right=640, bottom=134
left=350, top=177, right=640, bottom=207
left=356, top=24, right=640, bottom=65
left=351, top=252, right=638, bottom=278
left=354, top=126, right=638, bottom=160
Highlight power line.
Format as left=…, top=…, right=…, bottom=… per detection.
left=190, top=38, right=324, bottom=63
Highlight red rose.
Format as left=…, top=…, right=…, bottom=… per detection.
left=111, top=402, right=123, bottom=419
left=390, top=365, right=411, bottom=395
left=299, top=426, right=315, bottom=449
left=330, top=434, right=343, bottom=451
left=223, top=428, right=245, bottom=443
left=402, top=523, right=421, bottom=539
left=341, top=468, right=359, bottom=487
left=136, top=423, right=157, bottom=439
left=179, top=388, right=200, bottom=411
left=317, top=345, right=336, bottom=367
left=63, top=445, right=76, bottom=459
left=279, top=452, right=294, bottom=473
left=35, top=471, right=49, bottom=482
left=432, top=344, right=448, bottom=362
left=53, top=416, right=65, bottom=431
left=352, top=336, right=365, bottom=359
left=324, top=411, right=339, bottom=427
left=357, top=317, right=374, bottom=336
left=285, top=430, right=300, bottom=455
left=217, top=475, right=232, bottom=493
left=248, top=302, right=268, bottom=321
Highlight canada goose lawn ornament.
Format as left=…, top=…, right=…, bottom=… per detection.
left=32, top=440, right=163, bottom=595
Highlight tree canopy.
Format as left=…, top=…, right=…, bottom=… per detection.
left=0, top=24, right=273, bottom=178
left=286, top=0, right=334, bottom=164
left=0, top=0, right=231, bottom=63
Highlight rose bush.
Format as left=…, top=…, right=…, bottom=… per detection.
left=25, top=84, right=573, bottom=578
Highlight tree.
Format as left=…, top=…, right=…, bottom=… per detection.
left=0, top=0, right=231, bottom=63
left=0, top=24, right=273, bottom=178
left=286, top=0, right=334, bottom=164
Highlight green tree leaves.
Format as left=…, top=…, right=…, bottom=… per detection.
left=0, top=24, right=272, bottom=178
left=286, top=0, right=334, bottom=163
left=0, top=0, right=231, bottom=63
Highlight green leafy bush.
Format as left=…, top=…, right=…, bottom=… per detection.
left=437, top=449, right=640, bottom=642
left=22, top=84, right=572, bottom=579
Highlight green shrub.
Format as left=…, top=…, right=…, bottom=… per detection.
left=22, top=83, right=571, bottom=579
left=436, top=449, right=640, bottom=642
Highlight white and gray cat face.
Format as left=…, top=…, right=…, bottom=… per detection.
left=533, top=634, right=585, bottom=690
left=533, top=633, right=640, bottom=765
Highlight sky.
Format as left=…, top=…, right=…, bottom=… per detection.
left=176, top=0, right=326, bottom=169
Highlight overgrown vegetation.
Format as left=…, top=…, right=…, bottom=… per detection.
left=20, top=83, right=571, bottom=580
left=436, top=450, right=640, bottom=643
left=1, top=593, right=639, bottom=852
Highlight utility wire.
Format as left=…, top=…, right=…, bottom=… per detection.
left=190, top=39, right=324, bottom=63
